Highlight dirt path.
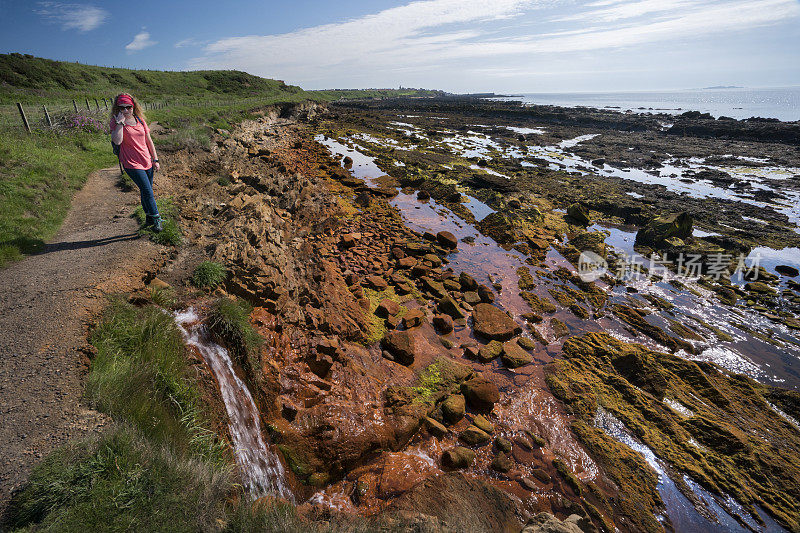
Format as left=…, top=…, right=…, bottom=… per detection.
left=0, top=167, right=165, bottom=507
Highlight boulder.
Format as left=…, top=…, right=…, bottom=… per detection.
left=491, top=453, right=513, bottom=473
left=472, top=303, right=521, bottom=341
left=421, top=277, right=447, bottom=299
left=501, top=341, right=533, bottom=368
left=477, top=340, right=504, bottom=363
left=459, top=425, right=491, bottom=446
left=476, top=212, right=518, bottom=244
left=459, top=272, right=478, bottom=291
left=376, top=299, right=401, bottom=318
left=473, top=414, right=494, bottom=434
left=436, top=231, right=458, bottom=249
left=403, top=309, right=425, bottom=328
left=366, top=275, right=389, bottom=290
left=461, top=376, right=500, bottom=412
left=495, top=437, right=512, bottom=453
left=424, top=416, right=448, bottom=439
left=432, top=314, right=454, bottom=334
left=776, top=264, right=799, bottom=277
left=441, top=394, right=466, bottom=424
left=477, top=284, right=495, bottom=303
left=397, top=256, right=417, bottom=269
left=438, top=295, right=466, bottom=319
left=635, top=212, right=693, bottom=247
left=521, top=513, right=585, bottom=533
left=463, top=291, right=482, bottom=305
left=745, top=281, right=776, bottom=295
left=517, top=337, right=537, bottom=350
left=566, top=203, right=591, bottom=226
left=382, top=330, right=416, bottom=366
left=442, top=447, right=475, bottom=469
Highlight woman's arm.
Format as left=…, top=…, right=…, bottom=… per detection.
left=146, top=132, right=160, bottom=171
left=111, top=122, right=124, bottom=145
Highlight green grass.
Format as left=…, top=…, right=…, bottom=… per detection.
left=87, top=298, right=224, bottom=462
left=0, top=53, right=304, bottom=104
left=0, top=129, right=116, bottom=267
left=207, top=298, right=263, bottom=366
left=132, top=197, right=182, bottom=246
left=5, top=425, right=231, bottom=533
left=192, top=261, right=228, bottom=289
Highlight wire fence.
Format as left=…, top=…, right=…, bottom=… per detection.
left=0, top=97, right=279, bottom=134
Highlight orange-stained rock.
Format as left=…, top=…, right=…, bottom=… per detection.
left=436, top=231, right=458, bottom=249
left=472, top=303, right=521, bottom=341
left=461, top=375, right=500, bottom=413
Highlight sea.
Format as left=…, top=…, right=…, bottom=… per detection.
left=490, top=86, right=800, bottom=122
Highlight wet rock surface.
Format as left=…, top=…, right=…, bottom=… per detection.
left=55, top=97, right=800, bottom=532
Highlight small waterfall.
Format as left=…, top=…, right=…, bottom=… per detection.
left=174, top=308, right=292, bottom=501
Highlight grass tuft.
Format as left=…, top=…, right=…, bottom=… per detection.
left=132, top=197, right=182, bottom=246
left=116, top=169, right=135, bottom=191
left=207, top=298, right=263, bottom=366
left=192, top=261, right=227, bottom=289
left=5, top=425, right=231, bottom=533
left=87, top=298, right=224, bottom=463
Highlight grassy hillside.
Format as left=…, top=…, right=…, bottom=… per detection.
left=0, top=53, right=445, bottom=105
left=0, top=53, right=305, bottom=104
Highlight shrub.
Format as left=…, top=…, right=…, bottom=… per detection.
left=191, top=261, right=227, bottom=289
left=60, top=112, right=105, bottom=133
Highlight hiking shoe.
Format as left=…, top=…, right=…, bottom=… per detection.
left=144, top=215, right=155, bottom=227
left=153, top=216, right=163, bottom=232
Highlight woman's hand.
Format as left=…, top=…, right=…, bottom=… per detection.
left=154, top=161, right=161, bottom=172
left=115, top=112, right=124, bottom=124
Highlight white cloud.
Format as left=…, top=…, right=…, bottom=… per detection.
left=126, top=31, right=157, bottom=53
left=187, top=0, right=800, bottom=90
left=175, top=38, right=206, bottom=49
left=451, top=0, right=800, bottom=57
left=35, top=2, right=108, bottom=32
left=190, top=0, right=537, bottom=74
left=554, top=0, right=695, bottom=23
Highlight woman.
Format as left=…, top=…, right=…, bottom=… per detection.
left=110, top=93, right=162, bottom=232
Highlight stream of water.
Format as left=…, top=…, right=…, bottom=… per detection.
left=174, top=309, right=292, bottom=501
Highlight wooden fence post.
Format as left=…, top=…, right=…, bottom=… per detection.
left=17, top=103, right=31, bottom=133
left=94, top=98, right=100, bottom=111
left=42, top=105, right=52, bottom=127
left=104, top=98, right=109, bottom=110
left=73, top=99, right=78, bottom=112
left=85, top=98, right=90, bottom=111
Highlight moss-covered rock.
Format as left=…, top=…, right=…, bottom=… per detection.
left=546, top=332, right=800, bottom=531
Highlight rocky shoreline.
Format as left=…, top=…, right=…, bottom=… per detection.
left=127, top=97, right=800, bottom=532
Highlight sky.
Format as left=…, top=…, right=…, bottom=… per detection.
left=1, top=0, right=799, bottom=93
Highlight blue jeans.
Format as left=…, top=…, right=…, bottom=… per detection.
left=124, top=167, right=159, bottom=219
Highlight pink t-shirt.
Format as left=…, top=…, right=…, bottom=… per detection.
left=110, top=117, right=153, bottom=170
